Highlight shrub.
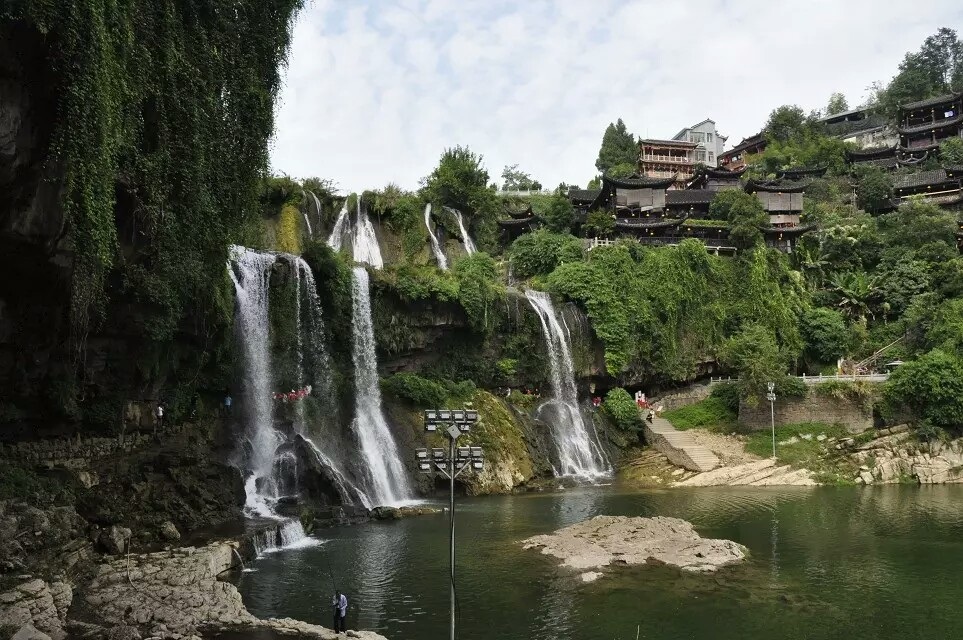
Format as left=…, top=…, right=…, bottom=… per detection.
left=510, top=230, right=584, bottom=279
left=710, top=383, right=741, bottom=413
left=602, top=388, right=642, bottom=432
left=381, top=373, right=448, bottom=407
left=883, top=349, right=963, bottom=431
left=800, top=307, right=848, bottom=364
left=496, top=358, right=518, bottom=377
left=662, top=396, right=738, bottom=432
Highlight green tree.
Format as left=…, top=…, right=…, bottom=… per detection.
left=765, top=105, right=811, bottom=143
left=877, top=200, right=957, bottom=252
left=710, top=190, right=767, bottom=249
left=595, top=119, right=638, bottom=174
left=884, top=349, right=963, bottom=430
left=501, top=164, right=537, bottom=191
left=722, top=324, right=787, bottom=403
left=875, top=255, right=931, bottom=317
left=856, top=165, right=894, bottom=214
left=873, top=28, right=963, bottom=117
left=423, top=146, right=492, bottom=209
left=542, top=194, right=575, bottom=233
left=607, top=162, right=637, bottom=179
left=830, top=271, right=877, bottom=321
left=510, top=230, right=584, bottom=279
left=603, top=388, right=643, bottom=431
left=940, top=137, right=963, bottom=166
left=454, top=253, right=501, bottom=332
left=800, top=308, right=848, bottom=363
left=583, top=210, right=615, bottom=237
left=825, top=92, right=849, bottom=116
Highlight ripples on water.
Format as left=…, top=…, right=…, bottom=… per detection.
left=238, top=485, right=963, bottom=640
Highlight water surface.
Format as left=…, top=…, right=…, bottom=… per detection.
left=238, top=485, right=963, bottom=639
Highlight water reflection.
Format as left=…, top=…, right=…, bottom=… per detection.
left=240, top=486, right=963, bottom=640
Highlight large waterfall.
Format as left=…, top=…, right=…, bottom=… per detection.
left=350, top=267, right=413, bottom=505
left=525, top=290, right=610, bottom=478
left=228, top=246, right=283, bottom=517
left=424, top=203, right=449, bottom=270
left=446, top=206, right=477, bottom=254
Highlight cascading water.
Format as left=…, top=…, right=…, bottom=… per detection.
left=352, top=198, right=383, bottom=268
left=228, top=246, right=283, bottom=517
left=350, top=266, right=412, bottom=506
left=327, top=201, right=351, bottom=251
left=424, top=203, right=449, bottom=270
left=525, top=290, right=610, bottom=478
left=446, top=206, right=477, bottom=254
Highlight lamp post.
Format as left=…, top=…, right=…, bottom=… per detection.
left=766, top=382, right=777, bottom=459
left=417, top=408, right=484, bottom=640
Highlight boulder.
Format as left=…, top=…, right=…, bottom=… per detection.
left=106, top=625, right=142, bottom=640
left=11, top=625, right=51, bottom=640
left=98, top=526, right=132, bottom=555
left=159, top=521, right=181, bottom=542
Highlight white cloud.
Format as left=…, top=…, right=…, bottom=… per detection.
left=270, top=0, right=963, bottom=193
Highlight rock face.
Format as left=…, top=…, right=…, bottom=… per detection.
left=676, top=458, right=817, bottom=487
left=522, top=515, right=747, bottom=582
left=0, top=579, right=72, bottom=640
left=82, top=541, right=389, bottom=639
left=847, top=428, right=963, bottom=485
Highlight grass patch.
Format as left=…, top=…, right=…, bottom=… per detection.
left=662, top=396, right=738, bottom=433
left=745, top=422, right=856, bottom=482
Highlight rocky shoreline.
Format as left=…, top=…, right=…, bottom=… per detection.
left=1, top=532, right=389, bottom=640
left=522, top=515, right=747, bottom=583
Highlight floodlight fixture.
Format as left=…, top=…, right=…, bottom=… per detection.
left=432, top=448, right=446, bottom=460
left=472, top=460, right=483, bottom=470
left=470, top=447, right=483, bottom=459
left=416, top=448, right=428, bottom=459
left=418, top=462, right=432, bottom=473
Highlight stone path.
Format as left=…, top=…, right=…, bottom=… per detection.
left=644, top=416, right=720, bottom=472
left=675, top=458, right=816, bottom=487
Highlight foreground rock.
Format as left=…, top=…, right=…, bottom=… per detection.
left=846, top=428, right=963, bottom=484
left=675, top=458, right=817, bottom=487
left=79, top=541, right=387, bottom=640
left=522, top=515, right=746, bottom=582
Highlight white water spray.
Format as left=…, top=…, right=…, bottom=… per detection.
left=228, top=246, right=283, bottom=516
left=350, top=266, right=412, bottom=506
left=446, top=206, right=477, bottom=254
left=327, top=200, right=351, bottom=251
left=352, top=198, right=383, bottom=268
left=525, top=290, right=610, bottom=478
left=424, top=203, right=449, bottom=270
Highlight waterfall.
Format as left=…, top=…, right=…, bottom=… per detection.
left=327, top=201, right=351, bottom=251
left=350, top=266, right=412, bottom=506
left=251, top=520, right=319, bottom=556
left=290, top=256, right=368, bottom=507
left=228, top=246, right=282, bottom=517
left=447, top=206, right=477, bottom=254
left=301, top=211, right=313, bottom=239
left=352, top=197, right=383, bottom=268
left=525, top=290, right=610, bottom=478
left=424, top=203, right=449, bottom=270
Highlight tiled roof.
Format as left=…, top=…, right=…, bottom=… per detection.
left=666, top=190, right=716, bottom=205
left=897, top=113, right=963, bottom=135
left=893, top=169, right=951, bottom=190
left=855, top=157, right=899, bottom=170
left=615, top=216, right=687, bottom=230
left=744, top=179, right=810, bottom=194
left=776, top=166, right=827, bottom=179
left=568, top=189, right=600, bottom=203
left=847, top=145, right=897, bottom=159
left=900, top=92, right=962, bottom=111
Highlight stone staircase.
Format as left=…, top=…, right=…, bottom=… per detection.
left=644, top=416, right=721, bottom=473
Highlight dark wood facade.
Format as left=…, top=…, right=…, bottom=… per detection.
left=897, top=92, right=963, bottom=161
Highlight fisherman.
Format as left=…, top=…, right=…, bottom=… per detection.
left=224, top=393, right=233, bottom=416
left=332, top=590, right=348, bottom=633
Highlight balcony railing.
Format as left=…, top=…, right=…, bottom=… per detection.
left=641, top=155, right=693, bottom=164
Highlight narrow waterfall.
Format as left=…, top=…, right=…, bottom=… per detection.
left=228, top=246, right=282, bottom=517
left=525, top=290, right=611, bottom=478
left=350, top=266, right=412, bottom=506
left=424, top=203, right=449, bottom=270
left=447, top=206, right=477, bottom=254
left=352, top=197, right=383, bottom=268
left=327, top=201, right=351, bottom=251
left=301, top=211, right=313, bottom=239
left=291, top=257, right=368, bottom=506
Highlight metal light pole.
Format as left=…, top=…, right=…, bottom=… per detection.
left=766, top=382, right=777, bottom=459
left=417, top=408, right=484, bottom=640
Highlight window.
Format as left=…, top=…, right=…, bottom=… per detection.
left=708, top=153, right=714, bottom=162
left=707, top=133, right=713, bottom=143
left=696, top=151, right=707, bottom=162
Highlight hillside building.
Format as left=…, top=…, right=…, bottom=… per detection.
left=719, top=132, right=767, bottom=170
left=638, top=139, right=697, bottom=187
left=819, top=106, right=896, bottom=148
left=898, top=92, right=963, bottom=162
left=671, top=119, right=727, bottom=167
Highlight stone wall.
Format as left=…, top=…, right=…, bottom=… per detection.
left=739, top=394, right=872, bottom=434
left=655, top=384, right=714, bottom=412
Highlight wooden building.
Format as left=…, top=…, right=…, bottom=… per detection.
left=891, top=167, right=963, bottom=209
left=638, top=139, right=698, bottom=187
left=744, top=179, right=810, bottom=252
left=498, top=202, right=539, bottom=240
left=687, top=166, right=746, bottom=191
left=775, top=166, right=827, bottom=180
left=897, top=92, right=963, bottom=162
left=590, top=174, right=675, bottom=216
left=719, top=131, right=767, bottom=170
left=847, top=145, right=899, bottom=171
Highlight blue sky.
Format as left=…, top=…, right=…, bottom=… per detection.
left=270, top=0, right=963, bottom=193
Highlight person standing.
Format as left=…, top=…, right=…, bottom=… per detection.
left=332, top=590, right=348, bottom=633
left=224, top=393, right=232, bottom=416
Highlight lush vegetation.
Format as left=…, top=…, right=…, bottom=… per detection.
left=662, top=395, right=738, bottom=433
left=744, top=422, right=854, bottom=482
left=602, top=388, right=643, bottom=432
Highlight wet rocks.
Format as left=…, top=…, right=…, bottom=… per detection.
left=522, top=515, right=747, bottom=582
left=98, top=525, right=132, bottom=555
left=159, top=521, right=181, bottom=542
left=369, top=505, right=439, bottom=520
left=0, top=579, right=72, bottom=640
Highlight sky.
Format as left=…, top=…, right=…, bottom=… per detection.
left=270, top=0, right=963, bottom=193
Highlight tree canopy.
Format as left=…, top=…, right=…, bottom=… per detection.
left=825, top=92, right=849, bottom=116
left=595, top=119, right=638, bottom=174
left=872, top=28, right=963, bottom=117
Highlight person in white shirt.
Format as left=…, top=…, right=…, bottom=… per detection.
left=331, top=590, right=347, bottom=633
